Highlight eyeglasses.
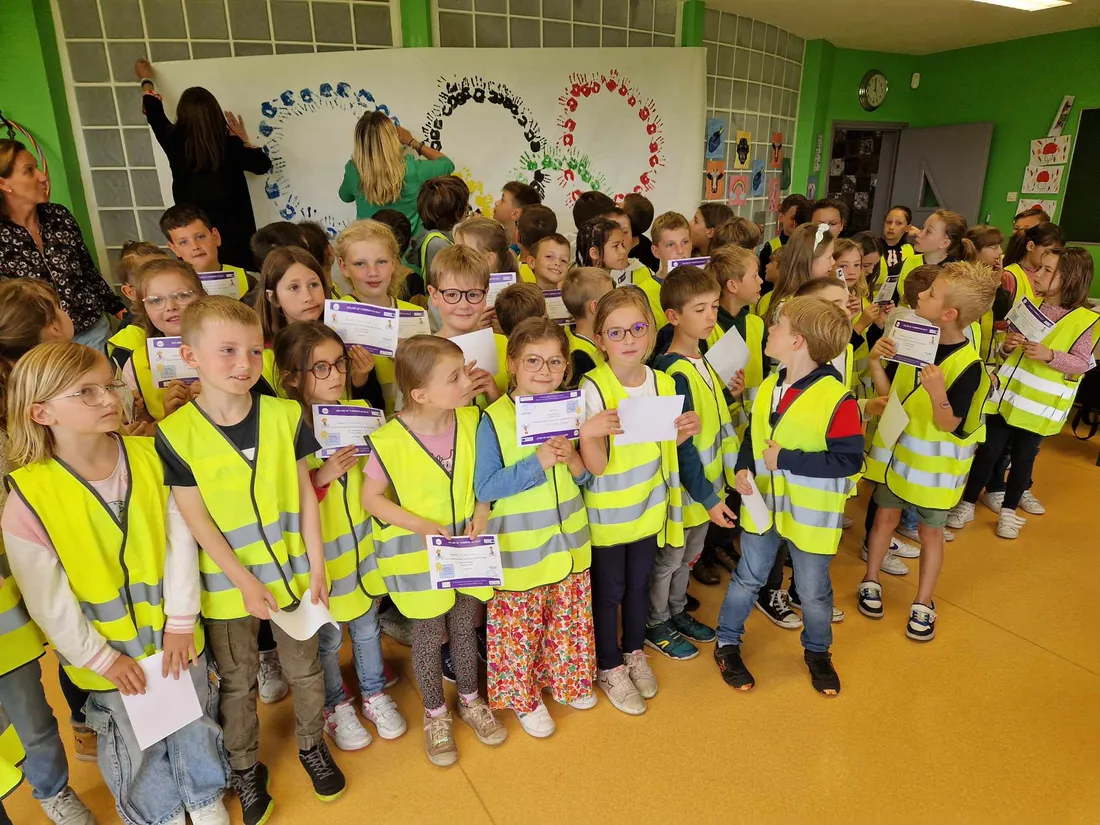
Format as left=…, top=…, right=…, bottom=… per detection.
left=304, top=356, right=350, bottom=379
left=602, top=321, right=649, bottom=342
left=438, top=288, right=486, bottom=305
left=48, top=380, right=126, bottom=407
left=142, top=290, right=198, bottom=309
left=520, top=354, right=567, bottom=373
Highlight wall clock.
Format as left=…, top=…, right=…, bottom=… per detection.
left=859, top=70, right=888, bottom=112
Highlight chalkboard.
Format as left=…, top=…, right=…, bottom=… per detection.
left=1060, top=108, right=1100, bottom=243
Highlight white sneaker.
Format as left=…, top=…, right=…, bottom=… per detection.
left=890, top=537, right=921, bottom=558
left=323, top=700, right=372, bottom=750
left=946, top=500, right=975, bottom=529
left=861, top=545, right=909, bottom=576
left=943, top=528, right=955, bottom=542
left=516, top=702, right=556, bottom=738
left=41, top=787, right=95, bottom=825
left=597, top=665, right=646, bottom=716
left=996, top=509, right=1027, bottom=539
left=623, top=649, right=658, bottom=699
left=568, top=692, right=598, bottom=710
left=1019, top=490, right=1045, bottom=515
left=189, top=799, right=231, bottom=825
left=895, top=525, right=920, bottom=542
left=257, top=649, right=288, bottom=704
left=361, top=691, right=407, bottom=740
left=981, top=491, right=1005, bottom=513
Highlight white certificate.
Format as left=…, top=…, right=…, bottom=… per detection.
left=669, top=256, right=711, bottom=271
left=324, top=300, right=399, bottom=357
left=486, top=272, right=517, bottom=306
left=399, top=308, right=431, bottom=339
left=451, top=327, right=498, bottom=375
left=705, top=325, right=751, bottom=385
left=741, top=473, right=771, bottom=528
left=616, top=395, right=685, bottom=445
left=543, top=289, right=573, bottom=324
left=1006, top=297, right=1055, bottom=343
left=611, top=268, right=631, bottom=287
left=885, top=319, right=940, bottom=368
left=119, top=653, right=203, bottom=751
left=427, top=535, right=503, bottom=589
left=515, top=390, right=584, bottom=448
left=312, top=404, right=384, bottom=457
left=876, top=393, right=910, bottom=451
left=267, top=597, right=338, bottom=642
left=147, top=337, right=199, bottom=388
left=874, top=273, right=899, bottom=304
left=198, top=270, right=240, bottom=298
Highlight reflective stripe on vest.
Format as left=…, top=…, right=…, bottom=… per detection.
left=580, top=363, right=684, bottom=549
left=483, top=396, right=589, bottom=588
left=367, top=407, right=490, bottom=619
left=157, top=396, right=310, bottom=620
left=0, top=715, right=24, bottom=799
left=0, top=549, right=45, bottom=676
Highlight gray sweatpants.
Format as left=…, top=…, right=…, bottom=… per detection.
left=647, top=523, right=708, bottom=624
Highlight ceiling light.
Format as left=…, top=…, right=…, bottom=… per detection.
left=971, top=0, right=1071, bottom=11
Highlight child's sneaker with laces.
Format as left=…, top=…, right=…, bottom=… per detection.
left=981, top=490, right=1005, bottom=513
left=323, top=700, right=372, bottom=751
left=644, top=619, right=698, bottom=660
left=857, top=581, right=884, bottom=619
left=754, top=588, right=802, bottom=629
left=906, top=602, right=937, bottom=641
left=713, top=644, right=754, bottom=690
left=458, top=697, right=508, bottom=745
left=568, top=691, right=598, bottom=709
left=623, top=649, right=658, bottom=698
left=861, top=544, right=909, bottom=576
left=597, top=665, right=646, bottom=715
left=789, top=587, right=845, bottom=622
left=1019, top=490, right=1045, bottom=514
left=891, top=536, right=923, bottom=557
left=298, top=742, right=345, bottom=802
left=40, top=786, right=95, bottom=825
left=257, top=650, right=288, bottom=704
left=516, top=702, right=556, bottom=738
left=946, top=500, right=975, bottom=529
left=230, top=763, right=273, bottom=825
left=804, top=650, right=841, bottom=695
left=669, top=609, right=716, bottom=642
left=362, top=692, right=407, bottom=740
left=188, top=799, right=231, bottom=825
left=423, top=712, right=458, bottom=766
left=996, top=508, right=1026, bottom=539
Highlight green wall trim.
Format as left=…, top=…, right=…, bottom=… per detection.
left=680, top=0, right=705, bottom=47
left=400, top=0, right=434, bottom=48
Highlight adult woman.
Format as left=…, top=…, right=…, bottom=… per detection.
left=338, top=111, right=454, bottom=236
left=135, top=58, right=271, bottom=269
left=0, top=140, right=123, bottom=354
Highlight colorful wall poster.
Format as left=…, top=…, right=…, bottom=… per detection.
left=705, top=117, right=725, bottom=160
left=704, top=160, right=726, bottom=200
left=768, top=133, right=784, bottom=170
left=733, top=131, right=752, bottom=170
left=729, top=174, right=749, bottom=206
left=1016, top=198, right=1058, bottom=220
left=750, top=159, right=765, bottom=196
left=806, top=174, right=818, bottom=200
left=1030, top=135, right=1071, bottom=166
left=1022, top=164, right=1063, bottom=194
left=767, top=176, right=781, bottom=213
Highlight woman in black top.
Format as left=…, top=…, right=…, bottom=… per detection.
left=136, top=59, right=271, bottom=269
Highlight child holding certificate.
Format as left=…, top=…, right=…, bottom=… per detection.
left=861, top=262, right=999, bottom=642
left=476, top=318, right=597, bottom=738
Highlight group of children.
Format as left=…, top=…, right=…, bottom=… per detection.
left=0, top=176, right=1094, bottom=825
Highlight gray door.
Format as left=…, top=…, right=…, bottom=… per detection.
left=890, top=123, right=994, bottom=226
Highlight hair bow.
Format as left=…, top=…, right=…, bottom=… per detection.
left=814, top=222, right=830, bottom=247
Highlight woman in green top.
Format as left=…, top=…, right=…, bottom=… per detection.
left=338, top=111, right=455, bottom=236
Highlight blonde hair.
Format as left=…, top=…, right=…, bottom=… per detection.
left=181, top=295, right=261, bottom=346
left=938, top=261, right=999, bottom=326
left=131, top=258, right=205, bottom=337
left=506, top=317, right=572, bottom=389
left=779, top=296, right=850, bottom=364
left=117, top=241, right=170, bottom=287
left=651, top=211, right=690, bottom=244
left=592, top=286, right=656, bottom=360
left=6, top=343, right=104, bottom=466
left=495, top=283, right=546, bottom=336
left=352, top=111, right=406, bottom=205
left=712, top=217, right=762, bottom=251
left=562, top=266, right=613, bottom=319
left=832, top=237, right=868, bottom=299
left=453, top=216, right=519, bottom=275
left=706, top=246, right=757, bottom=290
left=774, top=222, right=834, bottom=308
left=430, top=244, right=491, bottom=290
left=393, top=335, right=463, bottom=408
left=335, top=220, right=402, bottom=299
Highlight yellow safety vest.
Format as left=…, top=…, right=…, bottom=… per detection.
left=518, top=262, right=536, bottom=284
left=993, top=304, right=1098, bottom=437
left=0, top=541, right=45, bottom=677
left=624, top=264, right=666, bottom=330
left=896, top=252, right=925, bottom=297
left=768, top=236, right=783, bottom=253
left=483, top=395, right=590, bottom=589
left=705, top=314, right=766, bottom=440
left=0, top=710, right=24, bottom=800
left=662, top=356, right=739, bottom=528
left=366, top=407, right=492, bottom=619
left=158, top=396, right=311, bottom=620
left=566, top=327, right=603, bottom=374
left=1004, top=263, right=1037, bottom=307
left=877, top=242, right=915, bottom=285
left=740, top=372, right=857, bottom=554
left=308, top=401, right=385, bottom=622
left=108, top=326, right=170, bottom=420
left=580, top=363, right=684, bottom=549
left=866, top=343, right=990, bottom=510
left=259, top=347, right=286, bottom=399
left=752, top=290, right=775, bottom=322
left=7, top=437, right=204, bottom=691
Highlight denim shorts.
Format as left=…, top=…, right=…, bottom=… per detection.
left=873, top=484, right=949, bottom=528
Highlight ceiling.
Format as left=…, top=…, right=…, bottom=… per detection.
left=710, top=0, right=1100, bottom=54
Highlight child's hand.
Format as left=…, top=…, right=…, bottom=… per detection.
left=105, top=654, right=147, bottom=696
left=465, top=363, right=497, bottom=399
left=874, top=302, right=894, bottom=326
left=870, top=337, right=896, bottom=363
left=1021, top=341, right=1053, bottom=363
left=162, top=381, right=190, bottom=416
left=161, top=631, right=197, bottom=679
left=418, top=519, right=451, bottom=539
left=121, top=420, right=155, bottom=437
left=188, top=381, right=202, bottom=400
left=535, top=441, right=559, bottom=470
left=919, top=363, right=946, bottom=398
left=674, top=411, right=702, bottom=444
left=581, top=409, right=622, bottom=439
left=762, top=439, right=782, bottom=471
left=734, top=469, right=755, bottom=496
left=241, top=575, right=278, bottom=620
left=708, top=500, right=737, bottom=528
left=846, top=292, right=862, bottom=319
left=349, top=346, right=375, bottom=388
left=1002, top=331, right=1025, bottom=353
left=861, top=303, right=885, bottom=325
left=466, top=511, right=487, bottom=538
left=477, top=306, right=496, bottom=331
left=727, top=369, right=746, bottom=399
left=548, top=436, right=585, bottom=476
left=314, top=446, right=359, bottom=488
left=864, top=396, right=889, bottom=417
left=309, top=569, right=329, bottom=607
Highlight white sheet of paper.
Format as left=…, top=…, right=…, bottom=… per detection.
left=398, top=308, right=431, bottom=340
left=742, top=474, right=770, bottom=527
left=312, top=404, right=384, bottom=457
left=1006, top=297, right=1055, bottom=343
left=543, top=289, right=573, bottom=324
left=486, top=272, right=517, bottom=306
left=515, top=390, right=584, bottom=447
left=324, top=300, right=399, bottom=356
left=427, top=535, right=503, bottom=589
left=147, top=337, right=199, bottom=388
left=119, top=653, right=203, bottom=751
left=268, top=597, right=338, bottom=641
left=884, top=319, right=940, bottom=368
left=704, top=325, right=751, bottom=385
left=616, top=395, right=685, bottom=445
left=198, top=271, right=239, bottom=298
left=451, top=327, right=499, bottom=375
left=877, top=393, right=910, bottom=451
left=874, top=273, right=899, bottom=304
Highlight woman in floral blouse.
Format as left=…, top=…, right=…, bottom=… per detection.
left=0, top=140, right=123, bottom=354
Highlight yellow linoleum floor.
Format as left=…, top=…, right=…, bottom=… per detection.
left=8, top=431, right=1100, bottom=824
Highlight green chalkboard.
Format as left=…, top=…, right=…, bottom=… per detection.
left=1060, top=108, right=1100, bottom=244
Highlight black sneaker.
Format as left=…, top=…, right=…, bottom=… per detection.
left=692, top=560, right=720, bottom=585
left=715, top=546, right=738, bottom=573
left=298, top=742, right=345, bottom=802
left=804, top=651, right=841, bottom=695
left=231, top=763, right=273, bottom=825
left=685, top=592, right=701, bottom=613
left=441, top=643, right=456, bottom=683
left=754, top=589, right=802, bottom=629
left=714, top=644, right=755, bottom=691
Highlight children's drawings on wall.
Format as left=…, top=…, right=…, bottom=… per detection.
left=768, top=133, right=783, bottom=170
left=733, top=131, right=752, bottom=170
left=1048, top=95, right=1074, bottom=137
left=806, top=174, right=818, bottom=200
left=705, top=118, right=725, bottom=160
left=149, top=48, right=705, bottom=234
left=704, top=160, right=725, bottom=200
left=750, top=159, right=765, bottom=197
left=1022, top=164, right=1063, bottom=195
left=1017, top=198, right=1057, bottom=220
left=729, top=174, right=748, bottom=206
left=767, top=177, right=781, bottom=213
left=1030, top=135, right=1071, bottom=166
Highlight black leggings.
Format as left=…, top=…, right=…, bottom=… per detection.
left=963, top=414, right=1043, bottom=511
left=411, top=594, right=481, bottom=710
left=57, top=663, right=88, bottom=724
left=257, top=619, right=276, bottom=653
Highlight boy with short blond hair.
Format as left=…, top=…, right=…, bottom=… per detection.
left=160, top=203, right=251, bottom=297
left=650, top=212, right=693, bottom=283
left=562, top=266, right=613, bottom=381
left=495, top=282, right=547, bottom=336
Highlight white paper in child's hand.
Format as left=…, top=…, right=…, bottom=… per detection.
left=450, top=327, right=499, bottom=376
left=119, top=653, right=203, bottom=750
left=741, top=474, right=770, bottom=527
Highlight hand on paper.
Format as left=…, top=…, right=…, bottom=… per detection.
left=708, top=500, right=737, bottom=528
left=188, top=381, right=202, bottom=400
left=309, top=569, right=329, bottom=607
left=536, top=441, right=559, bottom=470
left=1002, top=331, right=1025, bottom=353
left=1022, top=341, right=1053, bottom=363
left=348, top=346, right=375, bottom=387
left=106, top=654, right=147, bottom=696
left=762, top=439, right=782, bottom=471
left=674, top=411, right=702, bottom=445
left=581, top=409, right=623, bottom=439
left=417, top=519, right=452, bottom=540
left=870, top=337, right=896, bottom=363
left=225, top=111, right=251, bottom=145
left=314, top=446, right=359, bottom=488
left=241, top=574, right=278, bottom=620
left=734, top=469, right=755, bottom=496
left=549, top=436, right=585, bottom=477
left=864, top=396, right=889, bottom=417
left=727, top=369, right=746, bottom=399
left=873, top=302, right=893, bottom=326
left=162, top=381, right=191, bottom=416
left=919, top=363, right=946, bottom=398
left=161, top=631, right=197, bottom=679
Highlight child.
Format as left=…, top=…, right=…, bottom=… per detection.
left=495, top=283, right=547, bottom=337
left=758, top=194, right=809, bottom=285
left=572, top=190, right=616, bottom=231
left=755, top=222, right=836, bottom=324
left=690, top=204, right=735, bottom=257
left=713, top=297, right=861, bottom=695
left=861, top=262, right=999, bottom=641
left=516, top=204, right=559, bottom=284
left=477, top=318, right=597, bottom=736
left=161, top=203, right=250, bottom=298
left=273, top=322, right=406, bottom=749
left=1002, top=222, right=1065, bottom=308
left=493, top=181, right=541, bottom=251
left=454, top=215, right=520, bottom=275
left=833, top=238, right=883, bottom=395
left=527, top=233, right=571, bottom=291
left=953, top=249, right=1096, bottom=538
left=881, top=205, right=915, bottom=275
left=967, top=225, right=1004, bottom=275
left=810, top=198, right=846, bottom=240
left=4, top=342, right=229, bottom=825
left=1013, top=206, right=1049, bottom=232
left=898, top=209, right=974, bottom=294
left=373, top=208, right=419, bottom=298
left=852, top=231, right=884, bottom=294
left=156, top=297, right=344, bottom=824
left=650, top=211, right=694, bottom=284
left=711, top=217, right=762, bottom=253
left=362, top=336, right=505, bottom=766
left=599, top=208, right=665, bottom=325
left=623, top=192, right=660, bottom=273
left=408, top=175, right=469, bottom=280
left=649, top=267, right=737, bottom=660
left=562, top=267, right=614, bottom=381
left=116, top=240, right=171, bottom=307
left=108, top=258, right=203, bottom=422
left=579, top=217, right=666, bottom=332
left=579, top=288, right=690, bottom=715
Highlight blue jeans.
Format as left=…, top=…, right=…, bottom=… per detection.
left=717, top=528, right=835, bottom=653
left=900, top=506, right=919, bottom=532
left=72, top=313, right=110, bottom=355
left=0, top=659, right=68, bottom=800
left=84, top=652, right=229, bottom=825
left=318, top=603, right=385, bottom=710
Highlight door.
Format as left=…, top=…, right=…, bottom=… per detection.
left=890, top=123, right=994, bottom=227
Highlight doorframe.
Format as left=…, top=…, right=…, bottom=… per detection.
left=829, top=121, right=909, bottom=234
